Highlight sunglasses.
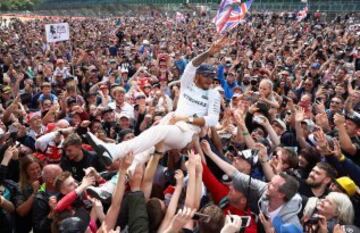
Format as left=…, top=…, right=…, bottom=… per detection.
left=331, top=100, right=341, bottom=104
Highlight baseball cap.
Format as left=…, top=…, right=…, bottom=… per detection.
left=101, top=107, right=113, bottom=115
left=2, top=86, right=11, bottom=94
left=135, top=92, right=146, bottom=99
left=232, top=93, right=241, bottom=99
left=301, top=119, right=316, bottom=131
left=118, top=113, right=130, bottom=120
left=196, top=64, right=216, bottom=77
left=26, top=112, right=41, bottom=124
left=272, top=118, right=287, bottom=130
left=58, top=217, right=88, bottom=233
left=45, top=123, right=57, bottom=133
left=335, top=176, right=358, bottom=197
left=345, top=112, right=360, bottom=127
left=311, top=63, right=321, bottom=69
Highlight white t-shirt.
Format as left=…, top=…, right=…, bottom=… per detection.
left=108, top=101, right=135, bottom=119
left=175, top=62, right=221, bottom=127
left=267, top=205, right=283, bottom=222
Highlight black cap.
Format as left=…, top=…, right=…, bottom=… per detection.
left=196, top=64, right=216, bottom=77
left=67, top=97, right=77, bottom=106
left=346, top=112, right=360, bottom=127
left=59, top=217, right=87, bottom=233
left=102, top=107, right=114, bottom=115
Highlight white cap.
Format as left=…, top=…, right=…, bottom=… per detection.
left=143, top=40, right=150, bottom=45
left=118, top=113, right=130, bottom=119
left=273, top=118, right=287, bottom=130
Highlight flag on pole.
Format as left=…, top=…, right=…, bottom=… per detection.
left=213, top=0, right=253, bottom=34
left=175, top=12, right=186, bottom=23
left=297, top=4, right=309, bottom=22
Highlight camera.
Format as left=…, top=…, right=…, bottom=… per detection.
left=307, top=214, right=321, bottom=225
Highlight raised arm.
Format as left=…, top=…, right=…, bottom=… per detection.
left=200, top=140, right=237, bottom=176
left=334, top=114, right=358, bottom=156
left=102, top=152, right=134, bottom=232
left=181, top=36, right=229, bottom=89
left=141, top=153, right=162, bottom=201
left=158, top=170, right=184, bottom=233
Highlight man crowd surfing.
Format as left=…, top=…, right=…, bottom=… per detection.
left=0, top=9, right=360, bottom=233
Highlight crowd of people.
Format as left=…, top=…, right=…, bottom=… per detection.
left=0, top=9, right=359, bottom=233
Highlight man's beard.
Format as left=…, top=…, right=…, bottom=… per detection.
left=306, top=177, right=322, bottom=188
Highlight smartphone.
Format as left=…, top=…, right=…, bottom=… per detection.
left=239, top=216, right=251, bottom=228
left=192, top=212, right=211, bottom=223
left=355, top=58, right=360, bottom=71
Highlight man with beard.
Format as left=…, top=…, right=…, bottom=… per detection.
left=298, top=162, right=337, bottom=205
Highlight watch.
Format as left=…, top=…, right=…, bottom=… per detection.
left=187, top=117, right=194, bottom=124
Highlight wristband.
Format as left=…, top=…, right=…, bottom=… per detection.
left=338, top=153, right=346, bottom=162
left=260, top=158, right=269, bottom=164
left=242, top=131, right=250, bottom=136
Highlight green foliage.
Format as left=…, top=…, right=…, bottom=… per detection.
left=0, top=0, right=38, bottom=11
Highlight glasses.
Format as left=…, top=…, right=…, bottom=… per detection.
left=331, top=100, right=341, bottom=104
left=243, top=80, right=250, bottom=86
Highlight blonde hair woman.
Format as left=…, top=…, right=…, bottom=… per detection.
left=303, top=192, right=354, bottom=233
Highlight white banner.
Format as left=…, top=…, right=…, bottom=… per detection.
left=45, top=23, right=70, bottom=43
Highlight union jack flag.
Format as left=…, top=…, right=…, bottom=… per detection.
left=175, top=12, right=186, bottom=23
left=297, top=5, right=308, bottom=22
left=213, top=0, right=253, bottom=34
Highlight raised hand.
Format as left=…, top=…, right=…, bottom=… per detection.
left=208, top=36, right=229, bottom=56
left=168, top=207, right=196, bottom=232
left=31, top=180, right=40, bottom=193
left=174, top=169, right=184, bottom=186
left=3, top=146, right=18, bottom=162
left=255, top=143, right=268, bottom=162
left=81, top=175, right=96, bottom=188
left=314, top=129, right=331, bottom=155
left=48, top=196, right=57, bottom=210
left=333, top=113, right=345, bottom=126
left=200, top=140, right=212, bottom=155
left=119, top=152, right=134, bottom=172
left=294, top=107, right=305, bottom=123
left=220, top=215, right=242, bottom=233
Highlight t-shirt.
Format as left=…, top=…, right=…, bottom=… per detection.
left=175, top=62, right=221, bottom=127
left=267, top=205, right=283, bottom=222
left=60, top=149, right=105, bottom=181
left=344, top=136, right=360, bottom=165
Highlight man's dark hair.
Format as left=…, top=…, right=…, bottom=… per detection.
left=316, top=161, right=337, bottom=180
left=278, top=172, right=300, bottom=202
left=198, top=204, right=225, bottom=233
left=146, top=198, right=165, bottom=232
left=63, top=133, right=82, bottom=149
